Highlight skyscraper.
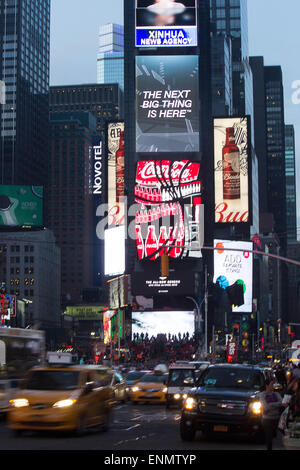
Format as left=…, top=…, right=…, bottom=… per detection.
left=285, top=124, right=297, bottom=242
left=0, top=0, right=50, bottom=186
left=97, top=24, right=124, bottom=91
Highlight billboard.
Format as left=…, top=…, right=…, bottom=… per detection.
left=213, top=240, right=253, bottom=313
left=104, top=226, right=126, bottom=277
left=132, top=310, right=195, bottom=338
left=135, top=0, right=197, bottom=48
left=131, top=269, right=195, bottom=296
left=0, top=186, right=43, bottom=228
left=106, top=121, right=125, bottom=227
left=135, top=159, right=203, bottom=261
left=214, top=117, right=250, bottom=224
left=136, top=55, right=199, bottom=152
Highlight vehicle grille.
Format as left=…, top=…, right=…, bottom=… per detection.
left=199, top=398, right=247, bottom=416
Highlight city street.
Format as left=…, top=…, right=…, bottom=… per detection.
left=0, top=403, right=285, bottom=452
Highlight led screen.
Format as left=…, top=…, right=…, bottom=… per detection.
left=214, top=117, right=250, bottom=224
left=132, top=310, right=194, bottom=338
left=135, top=160, right=203, bottom=261
left=0, top=186, right=43, bottom=228
left=213, top=239, right=253, bottom=313
left=136, top=55, right=199, bottom=153
left=104, top=226, right=126, bottom=276
left=136, top=0, right=197, bottom=47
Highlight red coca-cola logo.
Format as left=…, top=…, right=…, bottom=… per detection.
left=136, top=160, right=200, bottom=186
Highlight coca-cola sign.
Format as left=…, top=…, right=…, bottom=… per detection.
left=214, top=116, right=250, bottom=224
left=135, top=159, right=203, bottom=262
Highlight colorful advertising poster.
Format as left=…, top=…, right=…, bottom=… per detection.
left=0, top=186, right=43, bottom=228
left=107, top=121, right=125, bottom=227
left=136, top=55, right=199, bottom=153
left=213, top=240, right=253, bottom=313
left=103, top=310, right=115, bottom=345
left=135, top=0, right=197, bottom=47
left=135, top=159, right=203, bottom=262
left=214, top=117, right=250, bottom=224
left=132, top=310, right=195, bottom=338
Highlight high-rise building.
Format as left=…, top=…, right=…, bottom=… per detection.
left=264, top=66, right=287, bottom=252
left=211, top=34, right=232, bottom=117
left=97, top=24, right=124, bottom=91
left=48, top=112, right=97, bottom=305
left=0, top=0, right=50, bottom=187
left=49, top=83, right=123, bottom=138
left=285, top=125, right=297, bottom=242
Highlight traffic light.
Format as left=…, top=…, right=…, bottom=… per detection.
left=226, top=281, right=245, bottom=307
left=241, top=315, right=250, bottom=351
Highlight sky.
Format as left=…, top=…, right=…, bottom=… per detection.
left=50, top=0, right=300, bottom=234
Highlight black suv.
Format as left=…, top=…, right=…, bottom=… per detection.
left=180, top=364, right=266, bottom=441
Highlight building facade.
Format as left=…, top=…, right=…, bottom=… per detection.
left=0, top=229, right=60, bottom=329
left=48, top=112, right=97, bottom=305
left=97, top=24, right=124, bottom=91
left=0, top=0, right=50, bottom=187
left=49, top=83, right=123, bottom=138
left=285, top=124, right=297, bottom=242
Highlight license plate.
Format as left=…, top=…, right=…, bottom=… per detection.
left=213, top=425, right=228, bottom=432
left=144, top=393, right=153, bottom=398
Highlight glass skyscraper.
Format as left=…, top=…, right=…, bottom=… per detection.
left=0, top=0, right=50, bottom=187
left=285, top=124, right=297, bottom=241
left=97, top=24, right=124, bottom=91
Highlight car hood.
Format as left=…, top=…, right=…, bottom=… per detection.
left=136, top=382, right=165, bottom=389
left=14, top=389, right=81, bottom=405
left=190, top=386, right=259, bottom=401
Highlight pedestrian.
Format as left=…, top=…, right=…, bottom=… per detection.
left=259, top=377, right=283, bottom=450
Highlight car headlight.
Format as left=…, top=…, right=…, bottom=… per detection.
left=184, top=397, right=197, bottom=410
left=53, top=399, right=77, bottom=408
left=10, top=398, right=29, bottom=408
left=249, top=400, right=262, bottom=415
left=174, top=393, right=181, bottom=400
left=162, top=387, right=168, bottom=393
left=131, top=386, right=140, bottom=392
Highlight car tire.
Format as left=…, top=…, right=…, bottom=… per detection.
left=102, top=410, right=113, bottom=432
left=180, top=419, right=196, bottom=442
left=12, top=429, right=23, bottom=438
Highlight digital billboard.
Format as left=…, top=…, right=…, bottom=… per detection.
left=132, top=310, right=195, bottom=338
left=107, top=121, right=125, bottom=227
left=214, top=117, right=250, bottom=224
left=104, top=226, right=126, bottom=277
left=213, top=240, right=253, bottom=313
left=136, top=55, right=199, bottom=152
left=135, top=159, right=203, bottom=261
left=0, top=186, right=43, bottom=228
left=135, top=0, right=197, bottom=48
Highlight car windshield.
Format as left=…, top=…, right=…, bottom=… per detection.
left=198, top=367, right=264, bottom=390
left=25, top=370, right=80, bottom=391
left=168, top=369, right=196, bottom=386
left=140, top=374, right=165, bottom=383
left=125, top=371, right=146, bottom=381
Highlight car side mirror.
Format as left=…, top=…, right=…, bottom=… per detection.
left=83, top=382, right=94, bottom=394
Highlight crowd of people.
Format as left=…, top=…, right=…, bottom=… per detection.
left=127, top=332, right=199, bottom=365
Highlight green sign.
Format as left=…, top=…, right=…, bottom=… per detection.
left=64, top=305, right=106, bottom=320
left=0, top=185, right=43, bottom=227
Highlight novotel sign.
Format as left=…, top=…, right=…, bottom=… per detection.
left=92, top=141, right=103, bottom=195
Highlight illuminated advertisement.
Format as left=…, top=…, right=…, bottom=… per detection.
left=0, top=186, right=43, bottom=228
left=132, top=310, right=195, bottom=338
left=136, top=55, right=199, bottom=152
left=104, top=226, right=126, bottom=277
left=103, top=310, right=115, bottom=345
left=131, top=269, right=195, bottom=296
left=214, top=117, right=250, bottom=224
left=135, top=160, right=203, bottom=261
left=135, top=0, right=197, bottom=47
left=107, top=121, right=125, bottom=227
left=213, top=240, right=253, bottom=313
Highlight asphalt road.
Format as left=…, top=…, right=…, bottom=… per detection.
left=0, top=402, right=286, bottom=454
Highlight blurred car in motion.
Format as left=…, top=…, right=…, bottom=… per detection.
left=125, top=370, right=151, bottom=387
left=129, top=372, right=168, bottom=404
left=7, top=362, right=115, bottom=436
left=166, top=363, right=198, bottom=409
left=110, top=370, right=128, bottom=403
left=180, top=364, right=266, bottom=442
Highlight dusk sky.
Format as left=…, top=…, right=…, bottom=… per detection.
left=50, top=0, right=300, bottom=233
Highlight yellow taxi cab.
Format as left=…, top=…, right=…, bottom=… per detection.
left=7, top=359, right=115, bottom=436
left=129, top=372, right=168, bottom=404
